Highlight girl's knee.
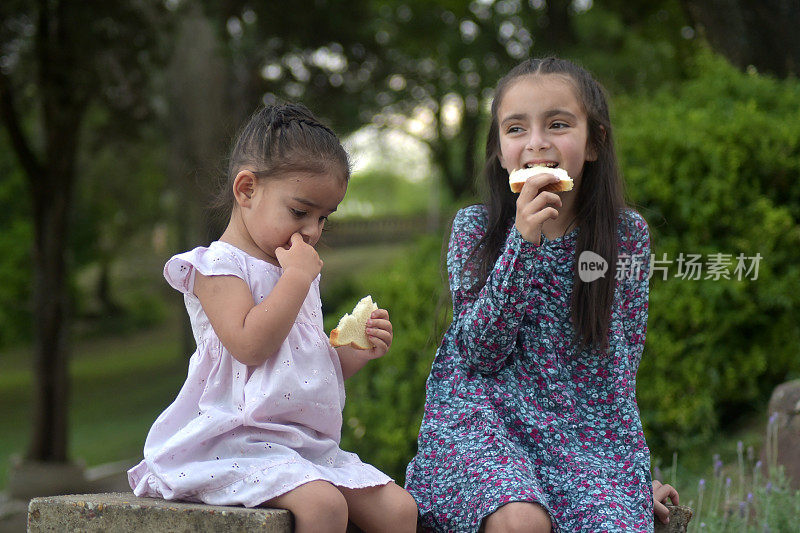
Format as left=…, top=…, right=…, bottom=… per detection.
left=269, top=480, right=348, bottom=530
left=302, top=482, right=348, bottom=526
left=485, top=501, right=551, bottom=533
left=392, top=489, right=419, bottom=525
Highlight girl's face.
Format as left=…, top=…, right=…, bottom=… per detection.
left=241, top=171, right=347, bottom=265
left=496, top=74, right=596, bottom=187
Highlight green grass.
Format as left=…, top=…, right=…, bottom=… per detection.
left=0, top=321, right=187, bottom=490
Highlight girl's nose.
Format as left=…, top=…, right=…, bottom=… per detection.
left=300, top=222, right=322, bottom=245
left=526, top=128, right=550, bottom=152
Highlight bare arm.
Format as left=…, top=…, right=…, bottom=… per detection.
left=194, top=233, right=322, bottom=367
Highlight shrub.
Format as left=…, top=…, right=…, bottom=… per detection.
left=616, top=51, right=800, bottom=455
left=324, top=235, right=449, bottom=482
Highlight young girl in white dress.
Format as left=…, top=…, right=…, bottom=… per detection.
left=128, top=103, right=418, bottom=533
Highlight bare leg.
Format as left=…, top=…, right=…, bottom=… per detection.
left=265, top=480, right=349, bottom=533
left=483, top=501, right=552, bottom=533
left=338, top=482, right=418, bottom=533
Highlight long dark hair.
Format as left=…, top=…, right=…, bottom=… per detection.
left=214, top=103, right=350, bottom=214
left=468, top=57, right=626, bottom=350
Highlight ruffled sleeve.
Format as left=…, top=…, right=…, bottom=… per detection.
left=448, top=205, right=542, bottom=374
left=164, top=243, right=247, bottom=296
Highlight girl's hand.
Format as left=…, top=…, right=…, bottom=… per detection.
left=652, top=480, right=679, bottom=524
left=335, top=308, right=393, bottom=379
left=362, top=308, right=393, bottom=359
left=514, top=172, right=563, bottom=245
left=275, top=232, right=323, bottom=283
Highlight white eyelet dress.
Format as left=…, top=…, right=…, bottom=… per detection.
left=128, top=241, right=391, bottom=507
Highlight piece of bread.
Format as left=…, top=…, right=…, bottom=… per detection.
left=329, top=295, right=378, bottom=349
left=509, top=166, right=573, bottom=193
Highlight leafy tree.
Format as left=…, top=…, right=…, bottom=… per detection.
left=188, top=1, right=701, bottom=206
left=0, top=0, right=170, bottom=462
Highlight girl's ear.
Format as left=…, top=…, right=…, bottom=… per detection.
left=232, top=170, right=257, bottom=207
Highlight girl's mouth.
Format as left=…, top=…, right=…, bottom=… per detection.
left=524, top=162, right=559, bottom=169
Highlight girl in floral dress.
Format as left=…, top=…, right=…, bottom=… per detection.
left=405, top=58, right=678, bottom=532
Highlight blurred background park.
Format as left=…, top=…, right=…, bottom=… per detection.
left=1, top=0, right=800, bottom=530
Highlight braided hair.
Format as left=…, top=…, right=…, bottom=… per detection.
left=215, top=103, right=350, bottom=213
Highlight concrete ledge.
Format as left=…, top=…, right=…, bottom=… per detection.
left=27, top=493, right=292, bottom=533
left=26, top=492, right=692, bottom=532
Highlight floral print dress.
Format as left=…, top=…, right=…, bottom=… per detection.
left=405, top=205, right=653, bottom=532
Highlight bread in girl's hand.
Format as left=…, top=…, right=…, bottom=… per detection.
left=329, top=295, right=378, bottom=349
left=509, top=166, right=573, bottom=194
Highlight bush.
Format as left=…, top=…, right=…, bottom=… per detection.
left=615, top=51, right=800, bottom=455
left=324, top=235, right=449, bottom=482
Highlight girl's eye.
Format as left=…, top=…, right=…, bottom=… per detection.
left=550, top=121, right=569, bottom=129
left=506, top=126, right=524, bottom=134
left=290, top=208, right=306, bottom=218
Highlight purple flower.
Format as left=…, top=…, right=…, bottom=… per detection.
left=726, top=477, right=732, bottom=488
left=698, top=478, right=706, bottom=491
left=714, top=459, right=723, bottom=476
left=738, top=441, right=744, bottom=454
left=765, top=482, right=772, bottom=494
left=747, top=492, right=754, bottom=502
left=769, top=412, right=778, bottom=425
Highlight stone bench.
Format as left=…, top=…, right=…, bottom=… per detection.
left=27, top=493, right=292, bottom=532
left=27, top=492, right=692, bottom=532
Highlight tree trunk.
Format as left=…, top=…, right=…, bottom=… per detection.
left=542, top=0, right=577, bottom=50
left=681, top=0, right=800, bottom=77
left=24, top=0, right=86, bottom=462
left=28, top=109, right=81, bottom=461
left=167, top=7, right=228, bottom=357
left=28, top=176, right=72, bottom=461
left=97, top=257, right=122, bottom=317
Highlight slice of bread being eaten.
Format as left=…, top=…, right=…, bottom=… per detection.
left=329, top=295, right=378, bottom=349
left=509, top=166, right=573, bottom=193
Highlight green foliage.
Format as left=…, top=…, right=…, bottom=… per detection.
left=337, top=167, right=432, bottom=218
left=615, top=51, right=800, bottom=455
left=324, top=235, right=449, bottom=482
